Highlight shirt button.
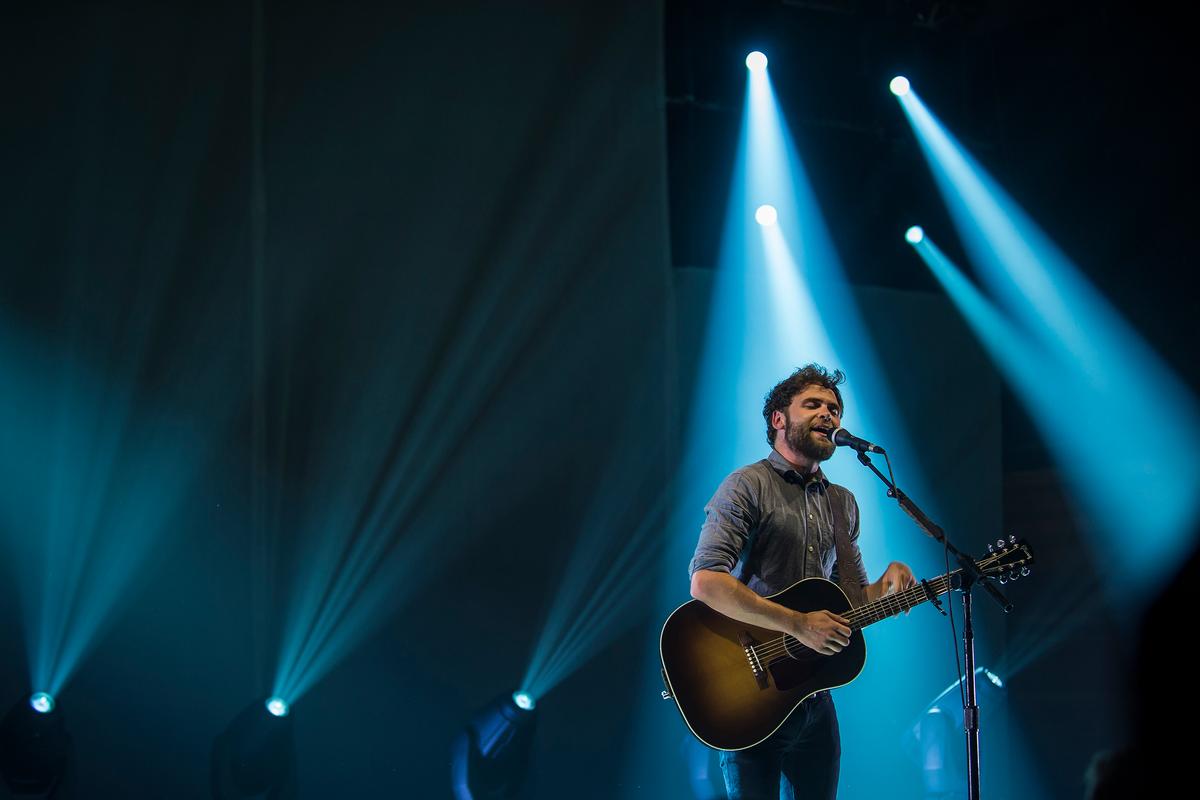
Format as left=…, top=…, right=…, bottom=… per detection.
left=808, top=514, right=814, bottom=520
left=808, top=545, right=814, bottom=552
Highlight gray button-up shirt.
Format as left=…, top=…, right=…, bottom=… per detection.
left=689, top=449, right=869, bottom=598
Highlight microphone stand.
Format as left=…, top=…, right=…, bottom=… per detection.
left=853, top=450, right=1011, bottom=800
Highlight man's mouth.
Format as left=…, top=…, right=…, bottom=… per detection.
left=811, top=425, right=833, bottom=439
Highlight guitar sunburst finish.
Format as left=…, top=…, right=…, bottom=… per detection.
left=659, top=540, right=1033, bottom=751
left=660, top=579, right=863, bottom=751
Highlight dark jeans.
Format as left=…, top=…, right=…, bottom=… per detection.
left=718, top=691, right=841, bottom=800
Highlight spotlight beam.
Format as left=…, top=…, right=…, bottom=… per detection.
left=1, top=85, right=239, bottom=694
left=273, top=191, right=639, bottom=703
left=518, top=438, right=666, bottom=691
left=0, top=334, right=217, bottom=699
left=526, top=509, right=663, bottom=697
left=521, top=452, right=671, bottom=700
left=273, top=304, right=479, bottom=697
left=898, top=90, right=1200, bottom=595
left=896, top=92, right=1092, bottom=371
left=627, top=58, right=960, bottom=799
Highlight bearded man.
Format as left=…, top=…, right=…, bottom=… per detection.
left=689, top=364, right=916, bottom=800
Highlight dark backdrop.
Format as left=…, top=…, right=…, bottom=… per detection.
left=1, top=1, right=1195, bottom=798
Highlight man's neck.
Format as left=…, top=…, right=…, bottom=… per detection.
left=772, top=443, right=819, bottom=476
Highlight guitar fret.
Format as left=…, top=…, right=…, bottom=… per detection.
left=849, top=574, right=954, bottom=631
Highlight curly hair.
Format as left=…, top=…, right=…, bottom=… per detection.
left=762, top=364, right=846, bottom=445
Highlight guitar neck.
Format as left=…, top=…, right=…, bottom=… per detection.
left=846, top=570, right=959, bottom=631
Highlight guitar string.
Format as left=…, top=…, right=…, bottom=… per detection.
left=745, top=548, right=1025, bottom=665
left=749, top=559, right=994, bottom=664
left=747, top=578, right=945, bottom=664
left=750, top=571, right=961, bottom=663
left=748, top=584, right=936, bottom=664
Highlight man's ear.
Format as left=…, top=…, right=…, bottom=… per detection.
left=771, top=410, right=787, bottom=433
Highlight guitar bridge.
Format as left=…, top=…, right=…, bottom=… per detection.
left=738, top=632, right=770, bottom=690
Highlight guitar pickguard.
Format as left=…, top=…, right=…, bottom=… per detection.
left=768, top=640, right=853, bottom=692
left=767, top=642, right=828, bottom=691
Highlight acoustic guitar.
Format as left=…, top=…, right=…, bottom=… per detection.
left=659, top=538, right=1033, bottom=751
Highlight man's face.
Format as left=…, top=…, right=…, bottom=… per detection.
left=775, top=385, right=842, bottom=462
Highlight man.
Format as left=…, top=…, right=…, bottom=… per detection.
left=689, top=364, right=916, bottom=799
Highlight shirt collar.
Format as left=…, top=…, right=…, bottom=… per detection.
left=767, top=449, right=829, bottom=488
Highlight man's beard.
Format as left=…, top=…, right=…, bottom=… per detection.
left=784, top=414, right=835, bottom=462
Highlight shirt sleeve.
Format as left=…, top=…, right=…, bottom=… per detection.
left=830, top=491, right=870, bottom=589
left=688, top=471, right=760, bottom=578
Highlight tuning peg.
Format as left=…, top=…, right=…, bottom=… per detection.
left=1020, top=566, right=1030, bottom=577
left=987, top=543, right=995, bottom=553
left=1008, top=534, right=1016, bottom=544
left=996, top=539, right=1006, bottom=549
left=998, top=574, right=1008, bottom=585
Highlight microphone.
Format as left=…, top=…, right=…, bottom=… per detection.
left=831, top=427, right=886, bottom=454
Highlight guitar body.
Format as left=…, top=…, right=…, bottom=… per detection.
left=659, top=577, right=866, bottom=751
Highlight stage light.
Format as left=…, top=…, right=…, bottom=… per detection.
left=905, top=225, right=925, bottom=244
left=512, top=691, right=535, bottom=711
left=265, top=697, right=289, bottom=717
left=29, top=692, right=55, bottom=714
left=745, top=51, right=768, bottom=72
left=451, top=691, right=539, bottom=800
left=754, top=204, right=778, bottom=226
left=0, top=695, right=74, bottom=796
left=983, top=668, right=1004, bottom=688
left=890, top=76, right=911, bottom=96
left=211, top=699, right=297, bottom=799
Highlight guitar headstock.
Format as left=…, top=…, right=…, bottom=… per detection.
left=978, top=536, right=1034, bottom=585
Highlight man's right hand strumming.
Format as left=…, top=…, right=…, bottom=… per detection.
left=692, top=570, right=852, bottom=656
left=789, top=610, right=852, bottom=655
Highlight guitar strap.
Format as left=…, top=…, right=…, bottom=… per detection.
left=826, top=488, right=866, bottom=609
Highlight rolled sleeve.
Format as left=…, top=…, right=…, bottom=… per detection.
left=689, top=471, right=760, bottom=578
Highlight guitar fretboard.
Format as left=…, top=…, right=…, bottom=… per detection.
left=754, top=546, right=1030, bottom=666
left=845, top=571, right=957, bottom=631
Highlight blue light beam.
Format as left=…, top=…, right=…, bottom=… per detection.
left=908, top=232, right=1198, bottom=597
left=631, top=62, right=953, bottom=800
left=521, top=422, right=672, bottom=702
left=0, top=334, right=209, bottom=699
left=743, top=62, right=934, bottom=556
left=269, top=206, right=620, bottom=706
left=898, top=87, right=1200, bottom=596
